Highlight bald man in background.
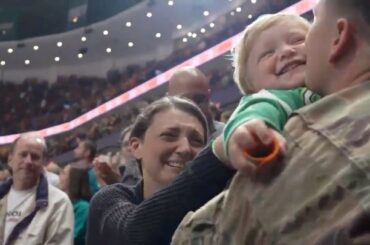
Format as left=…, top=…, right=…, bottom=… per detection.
left=168, top=67, right=224, bottom=141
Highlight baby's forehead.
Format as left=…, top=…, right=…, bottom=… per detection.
left=252, top=22, right=308, bottom=43
left=265, top=20, right=309, bottom=33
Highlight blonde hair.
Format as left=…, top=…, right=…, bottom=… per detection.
left=232, top=13, right=311, bottom=94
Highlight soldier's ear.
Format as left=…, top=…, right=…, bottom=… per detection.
left=329, top=18, right=354, bottom=63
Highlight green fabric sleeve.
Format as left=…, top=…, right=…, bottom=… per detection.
left=223, top=88, right=320, bottom=156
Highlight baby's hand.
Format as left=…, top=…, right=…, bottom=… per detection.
left=227, top=119, right=287, bottom=176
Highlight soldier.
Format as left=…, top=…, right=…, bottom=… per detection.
left=172, top=0, right=370, bottom=244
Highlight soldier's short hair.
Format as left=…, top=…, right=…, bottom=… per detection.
left=326, top=0, right=370, bottom=38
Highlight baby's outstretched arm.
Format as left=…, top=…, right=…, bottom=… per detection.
left=227, top=119, right=287, bottom=176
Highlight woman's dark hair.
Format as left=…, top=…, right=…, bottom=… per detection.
left=80, top=140, right=97, bottom=161
left=68, top=166, right=92, bottom=202
left=130, top=96, right=208, bottom=143
left=120, top=125, right=133, bottom=147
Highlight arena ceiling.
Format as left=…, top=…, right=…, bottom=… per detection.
left=0, top=0, right=269, bottom=70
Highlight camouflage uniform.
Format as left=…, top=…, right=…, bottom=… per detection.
left=171, top=81, right=370, bottom=245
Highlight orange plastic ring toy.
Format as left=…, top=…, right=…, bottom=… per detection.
left=243, top=136, right=280, bottom=165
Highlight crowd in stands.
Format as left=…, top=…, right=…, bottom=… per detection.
left=0, top=0, right=293, bottom=161
left=0, top=67, right=233, bottom=165
left=0, top=3, right=247, bottom=137
left=0, top=5, right=242, bottom=162
left=2, top=0, right=370, bottom=244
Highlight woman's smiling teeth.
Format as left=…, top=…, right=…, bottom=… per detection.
left=166, top=161, right=185, bottom=169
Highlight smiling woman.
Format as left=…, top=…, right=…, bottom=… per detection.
left=129, top=97, right=208, bottom=199
left=86, top=96, right=235, bottom=245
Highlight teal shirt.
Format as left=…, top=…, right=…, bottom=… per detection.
left=224, top=88, right=320, bottom=155
left=88, top=168, right=100, bottom=194
left=73, top=199, right=90, bottom=245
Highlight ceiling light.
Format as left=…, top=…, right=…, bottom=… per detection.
left=187, top=32, right=192, bottom=37
left=176, top=24, right=182, bottom=30
left=33, top=45, right=39, bottom=51
left=155, top=33, right=161, bottom=38
left=103, top=30, right=109, bottom=36
left=203, top=11, right=209, bottom=16
left=182, top=37, right=188, bottom=43
left=54, top=57, right=60, bottom=62
left=200, top=28, right=206, bottom=33
left=126, top=22, right=132, bottom=27
left=106, top=48, right=112, bottom=53
left=230, top=11, right=235, bottom=16
left=251, top=0, right=256, bottom=3
left=57, top=42, right=63, bottom=47
left=128, top=42, right=134, bottom=47
left=25, top=59, right=30, bottom=65
left=248, top=14, right=253, bottom=19
left=7, top=48, right=13, bottom=54
left=209, top=22, right=215, bottom=28
left=81, top=36, right=87, bottom=42
left=0, top=61, right=5, bottom=66
left=236, top=7, right=242, bottom=12
left=146, top=12, right=152, bottom=18
left=192, top=33, right=197, bottom=38
left=168, top=0, right=174, bottom=6
left=78, top=53, right=83, bottom=59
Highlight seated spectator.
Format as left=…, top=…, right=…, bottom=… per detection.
left=209, top=102, right=221, bottom=121
left=220, top=109, right=233, bottom=123
left=93, top=152, right=122, bottom=187
left=0, top=163, right=10, bottom=184
left=73, top=139, right=100, bottom=194
left=44, top=166, right=60, bottom=188
left=168, top=67, right=224, bottom=140
left=172, top=0, right=370, bottom=243
left=94, top=125, right=141, bottom=187
left=0, top=133, right=73, bottom=245
left=60, top=165, right=92, bottom=245
left=118, top=125, right=141, bottom=186
left=45, top=160, right=61, bottom=175
left=87, top=96, right=235, bottom=245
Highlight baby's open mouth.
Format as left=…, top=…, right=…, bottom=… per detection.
left=277, top=61, right=305, bottom=76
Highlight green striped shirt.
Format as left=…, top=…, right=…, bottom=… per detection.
left=224, top=88, right=320, bottom=155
